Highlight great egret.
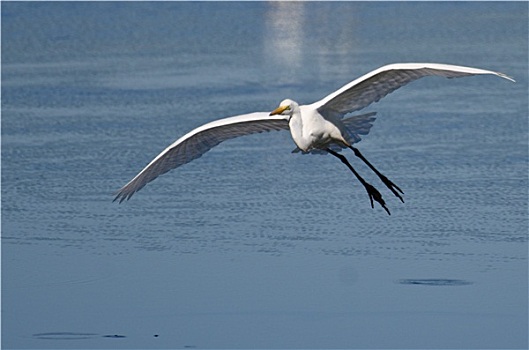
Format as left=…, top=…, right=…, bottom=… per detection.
left=114, top=63, right=514, bottom=214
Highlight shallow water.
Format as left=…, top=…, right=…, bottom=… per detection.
left=2, top=2, right=528, bottom=349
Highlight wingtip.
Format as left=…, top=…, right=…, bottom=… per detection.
left=498, top=72, right=516, bottom=83
left=112, top=194, right=123, bottom=204
left=113, top=190, right=131, bottom=204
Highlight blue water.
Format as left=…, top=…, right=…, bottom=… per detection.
left=2, top=2, right=528, bottom=349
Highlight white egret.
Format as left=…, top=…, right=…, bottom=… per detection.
left=114, top=63, right=514, bottom=214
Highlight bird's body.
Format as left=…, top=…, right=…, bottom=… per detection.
left=291, top=103, right=348, bottom=152
left=278, top=100, right=361, bottom=153
left=114, top=63, right=514, bottom=213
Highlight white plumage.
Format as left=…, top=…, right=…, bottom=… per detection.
left=114, top=63, right=513, bottom=213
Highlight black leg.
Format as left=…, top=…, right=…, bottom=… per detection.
left=349, top=146, right=404, bottom=203
left=327, top=148, right=391, bottom=215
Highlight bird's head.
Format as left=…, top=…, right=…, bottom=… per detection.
left=269, top=99, right=299, bottom=119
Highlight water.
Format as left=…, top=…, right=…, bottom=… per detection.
left=2, top=2, right=528, bottom=349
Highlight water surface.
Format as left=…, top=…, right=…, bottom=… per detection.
left=2, top=2, right=528, bottom=349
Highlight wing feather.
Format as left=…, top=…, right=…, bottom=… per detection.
left=342, top=111, right=377, bottom=144
left=114, top=112, right=289, bottom=202
left=313, top=63, right=514, bottom=116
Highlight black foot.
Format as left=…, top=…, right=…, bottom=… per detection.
left=327, top=148, right=391, bottom=215
left=377, top=173, right=404, bottom=203
left=350, top=146, right=404, bottom=203
left=364, top=182, right=391, bottom=215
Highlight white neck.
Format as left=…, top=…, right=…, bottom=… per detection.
left=288, top=110, right=307, bottom=151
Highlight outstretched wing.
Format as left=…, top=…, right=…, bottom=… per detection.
left=312, top=63, right=515, bottom=116
left=114, top=112, right=289, bottom=203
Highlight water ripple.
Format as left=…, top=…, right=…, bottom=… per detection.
left=397, top=279, right=473, bottom=286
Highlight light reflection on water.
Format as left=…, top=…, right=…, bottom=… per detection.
left=2, top=2, right=527, bottom=349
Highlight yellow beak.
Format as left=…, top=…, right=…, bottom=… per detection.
left=269, top=105, right=289, bottom=116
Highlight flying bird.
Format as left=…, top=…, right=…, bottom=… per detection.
left=114, top=63, right=514, bottom=214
